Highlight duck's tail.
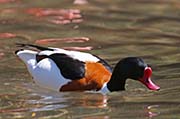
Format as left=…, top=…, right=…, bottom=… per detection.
left=16, top=43, right=54, bottom=51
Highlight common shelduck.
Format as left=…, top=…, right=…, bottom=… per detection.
left=15, top=43, right=160, bottom=93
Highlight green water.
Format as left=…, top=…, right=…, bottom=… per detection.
left=0, top=0, right=180, bottom=118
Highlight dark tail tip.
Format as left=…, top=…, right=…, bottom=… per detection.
left=15, top=49, right=24, bottom=54
left=16, top=43, right=26, bottom=47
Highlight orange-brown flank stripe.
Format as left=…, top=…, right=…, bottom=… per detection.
left=60, top=62, right=111, bottom=91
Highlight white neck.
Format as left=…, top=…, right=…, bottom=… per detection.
left=16, top=50, right=37, bottom=76
left=99, top=83, right=110, bottom=94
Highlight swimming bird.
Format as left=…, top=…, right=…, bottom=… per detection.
left=15, top=43, right=160, bottom=93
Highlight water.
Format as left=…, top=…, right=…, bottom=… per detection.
left=0, top=0, right=180, bottom=118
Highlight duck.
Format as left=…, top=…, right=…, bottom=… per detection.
left=15, top=43, right=160, bottom=93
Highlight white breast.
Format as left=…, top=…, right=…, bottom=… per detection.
left=31, top=58, right=70, bottom=91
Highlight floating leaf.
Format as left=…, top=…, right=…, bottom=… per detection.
left=31, top=112, right=36, bottom=117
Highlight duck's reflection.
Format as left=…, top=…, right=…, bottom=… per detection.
left=146, top=105, right=160, bottom=118
left=24, top=91, right=109, bottom=118
left=71, top=93, right=108, bottom=108
left=20, top=85, right=161, bottom=119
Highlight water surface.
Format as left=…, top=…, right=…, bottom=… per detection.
left=0, top=0, right=180, bottom=118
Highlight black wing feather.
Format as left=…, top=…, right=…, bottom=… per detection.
left=48, top=53, right=85, bottom=80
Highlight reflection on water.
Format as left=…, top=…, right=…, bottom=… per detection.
left=74, top=0, right=88, bottom=5
left=35, top=37, right=90, bottom=44
left=0, top=0, right=18, bottom=4
left=0, top=0, right=180, bottom=118
left=25, top=8, right=83, bottom=24
left=0, top=33, right=16, bottom=38
left=147, top=105, right=160, bottom=118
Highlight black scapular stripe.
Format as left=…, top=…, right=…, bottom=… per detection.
left=48, top=53, right=85, bottom=80
left=93, top=54, right=112, bottom=72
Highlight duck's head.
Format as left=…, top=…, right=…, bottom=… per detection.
left=107, top=57, right=160, bottom=92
